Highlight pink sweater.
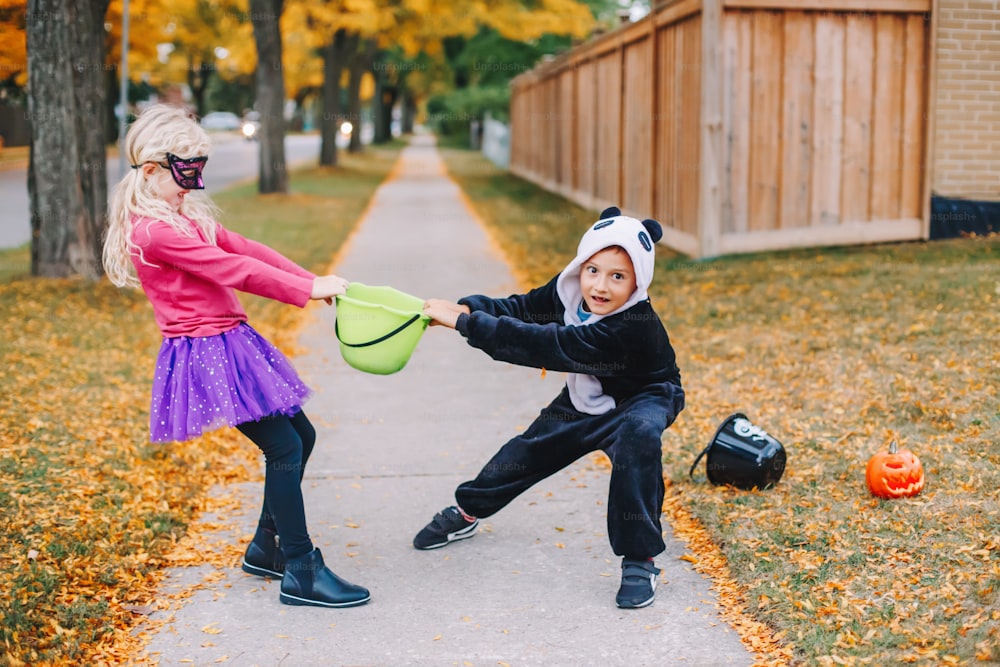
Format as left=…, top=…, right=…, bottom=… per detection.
left=130, top=216, right=315, bottom=338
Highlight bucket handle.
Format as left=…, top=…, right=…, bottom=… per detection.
left=689, top=412, right=748, bottom=480
left=689, top=443, right=712, bottom=479
left=335, top=313, right=422, bottom=348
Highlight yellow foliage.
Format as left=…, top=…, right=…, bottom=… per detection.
left=8, top=0, right=594, bottom=101
left=14, top=0, right=600, bottom=101
left=281, top=3, right=322, bottom=96
left=291, top=0, right=386, bottom=37
left=0, top=0, right=27, bottom=85
left=473, top=0, right=594, bottom=41
left=104, top=0, right=257, bottom=89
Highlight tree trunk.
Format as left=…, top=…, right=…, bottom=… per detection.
left=319, top=30, right=348, bottom=167
left=372, top=61, right=396, bottom=145
left=292, top=86, right=315, bottom=133
left=26, top=0, right=109, bottom=279
left=72, top=0, right=111, bottom=277
left=187, top=57, right=213, bottom=117
left=250, top=0, right=287, bottom=194
left=400, top=89, right=416, bottom=135
left=345, top=72, right=362, bottom=154
left=104, top=67, right=120, bottom=144
left=345, top=39, right=376, bottom=154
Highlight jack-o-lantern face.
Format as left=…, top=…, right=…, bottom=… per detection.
left=866, top=441, right=924, bottom=499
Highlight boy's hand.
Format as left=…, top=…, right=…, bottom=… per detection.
left=311, top=274, right=350, bottom=305
left=423, top=299, right=470, bottom=329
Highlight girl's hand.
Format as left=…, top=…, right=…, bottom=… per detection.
left=311, top=274, right=350, bottom=305
left=423, top=299, right=470, bottom=329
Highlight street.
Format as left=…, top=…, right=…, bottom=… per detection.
left=0, top=133, right=322, bottom=249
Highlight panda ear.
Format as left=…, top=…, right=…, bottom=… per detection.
left=599, top=206, right=621, bottom=220
left=641, top=219, right=663, bottom=243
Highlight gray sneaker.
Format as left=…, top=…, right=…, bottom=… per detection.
left=616, top=558, right=661, bottom=608
left=413, top=506, right=479, bottom=550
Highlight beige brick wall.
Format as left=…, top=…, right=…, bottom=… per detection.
left=932, top=0, right=1000, bottom=200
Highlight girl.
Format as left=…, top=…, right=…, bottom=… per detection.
left=103, top=104, right=368, bottom=609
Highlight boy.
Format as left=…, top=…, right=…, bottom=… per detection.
left=418, top=207, right=685, bottom=608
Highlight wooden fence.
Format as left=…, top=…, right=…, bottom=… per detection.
left=509, top=0, right=937, bottom=258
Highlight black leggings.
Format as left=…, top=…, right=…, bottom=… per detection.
left=236, top=410, right=316, bottom=560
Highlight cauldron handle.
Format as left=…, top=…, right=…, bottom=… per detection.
left=689, top=443, right=712, bottom=479
left=689, top=413, right=748, bottom=481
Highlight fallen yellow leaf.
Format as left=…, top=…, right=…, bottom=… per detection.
left=201, top=623, right=222, bottom=635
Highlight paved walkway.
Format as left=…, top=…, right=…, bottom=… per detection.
left=143, top=136, right=754, bottom=666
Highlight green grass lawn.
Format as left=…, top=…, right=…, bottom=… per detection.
left=440, top=146, right=1000, bottom=666
left=0, top=143, right=402, bottom=666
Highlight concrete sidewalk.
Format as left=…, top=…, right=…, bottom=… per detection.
left=143, top=136, right=754, bottom=666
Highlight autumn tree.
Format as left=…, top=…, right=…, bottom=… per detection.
left=277, top=3, right=322, bottom=129
left=26, top=0, right=111, bottom=278
left=376, top=0, right=595, bottom=141
left=319, top=29, right=350, bottom=165
left=109, top=0, right=291, bottom=193
left=109, top=0, right=255, bottom=116
left=163, top=0, right=243, bottom=115
left=288, top=0, right=384, bottom=166
left=249, top=0, right=287, bottom=193
left=345, top=38, right=376, bottom=153
left=280, top=1, right=339, bottom=163
left=371, top=48, right=417, bottom=144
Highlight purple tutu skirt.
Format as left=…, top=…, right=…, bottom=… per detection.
left=149, top=322, right=310, bottom=443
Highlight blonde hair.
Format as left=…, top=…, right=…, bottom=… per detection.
left=103, top=104, right=220, bottom=288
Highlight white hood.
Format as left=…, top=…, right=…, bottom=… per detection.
left=554, top=208, right=662, bottom=414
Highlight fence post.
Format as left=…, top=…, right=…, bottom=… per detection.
left=699, top=0, right=724, bottom=259
left=650, top=15, right=661, bottom=227
left=921, top=0, right=939, bottom=241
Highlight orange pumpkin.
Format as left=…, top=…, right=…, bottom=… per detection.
left=866, top=440, right=924, bottom=499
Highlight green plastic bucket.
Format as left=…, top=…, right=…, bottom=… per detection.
left=335, top=283, right=430, bottom=375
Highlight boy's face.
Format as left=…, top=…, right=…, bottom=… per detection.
left=579, top=246, right=637, bottom=316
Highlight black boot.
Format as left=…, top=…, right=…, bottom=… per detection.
left=280, top=548, right=370, bottom=608
left=241, top=527, right=285, bottom=579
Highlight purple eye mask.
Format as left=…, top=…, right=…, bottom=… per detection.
left=164, top=152, right=207, bottom=190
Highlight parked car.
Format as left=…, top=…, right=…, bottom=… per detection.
left=200, top=111, right=241, bottom=131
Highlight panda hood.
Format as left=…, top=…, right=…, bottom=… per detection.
left=555, top=207, right=663, bottom=414
left=555, top=207, right=663, bottom=326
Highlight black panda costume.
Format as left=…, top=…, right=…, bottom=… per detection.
left=452, top=207, right=685, bottom=560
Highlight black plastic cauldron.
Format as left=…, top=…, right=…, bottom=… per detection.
left=689, top=413, right=787, bottom=489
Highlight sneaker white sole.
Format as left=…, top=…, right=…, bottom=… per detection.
left=616, top=575, right=657, bottom=609
left=279, top=591, right=371, bottom=608
left=416, top=519, right=479, bottom=550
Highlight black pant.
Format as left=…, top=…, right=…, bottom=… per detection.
left=237, top=410, right=316, bottom=560
left=455, top=388, right=676, bottom=560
